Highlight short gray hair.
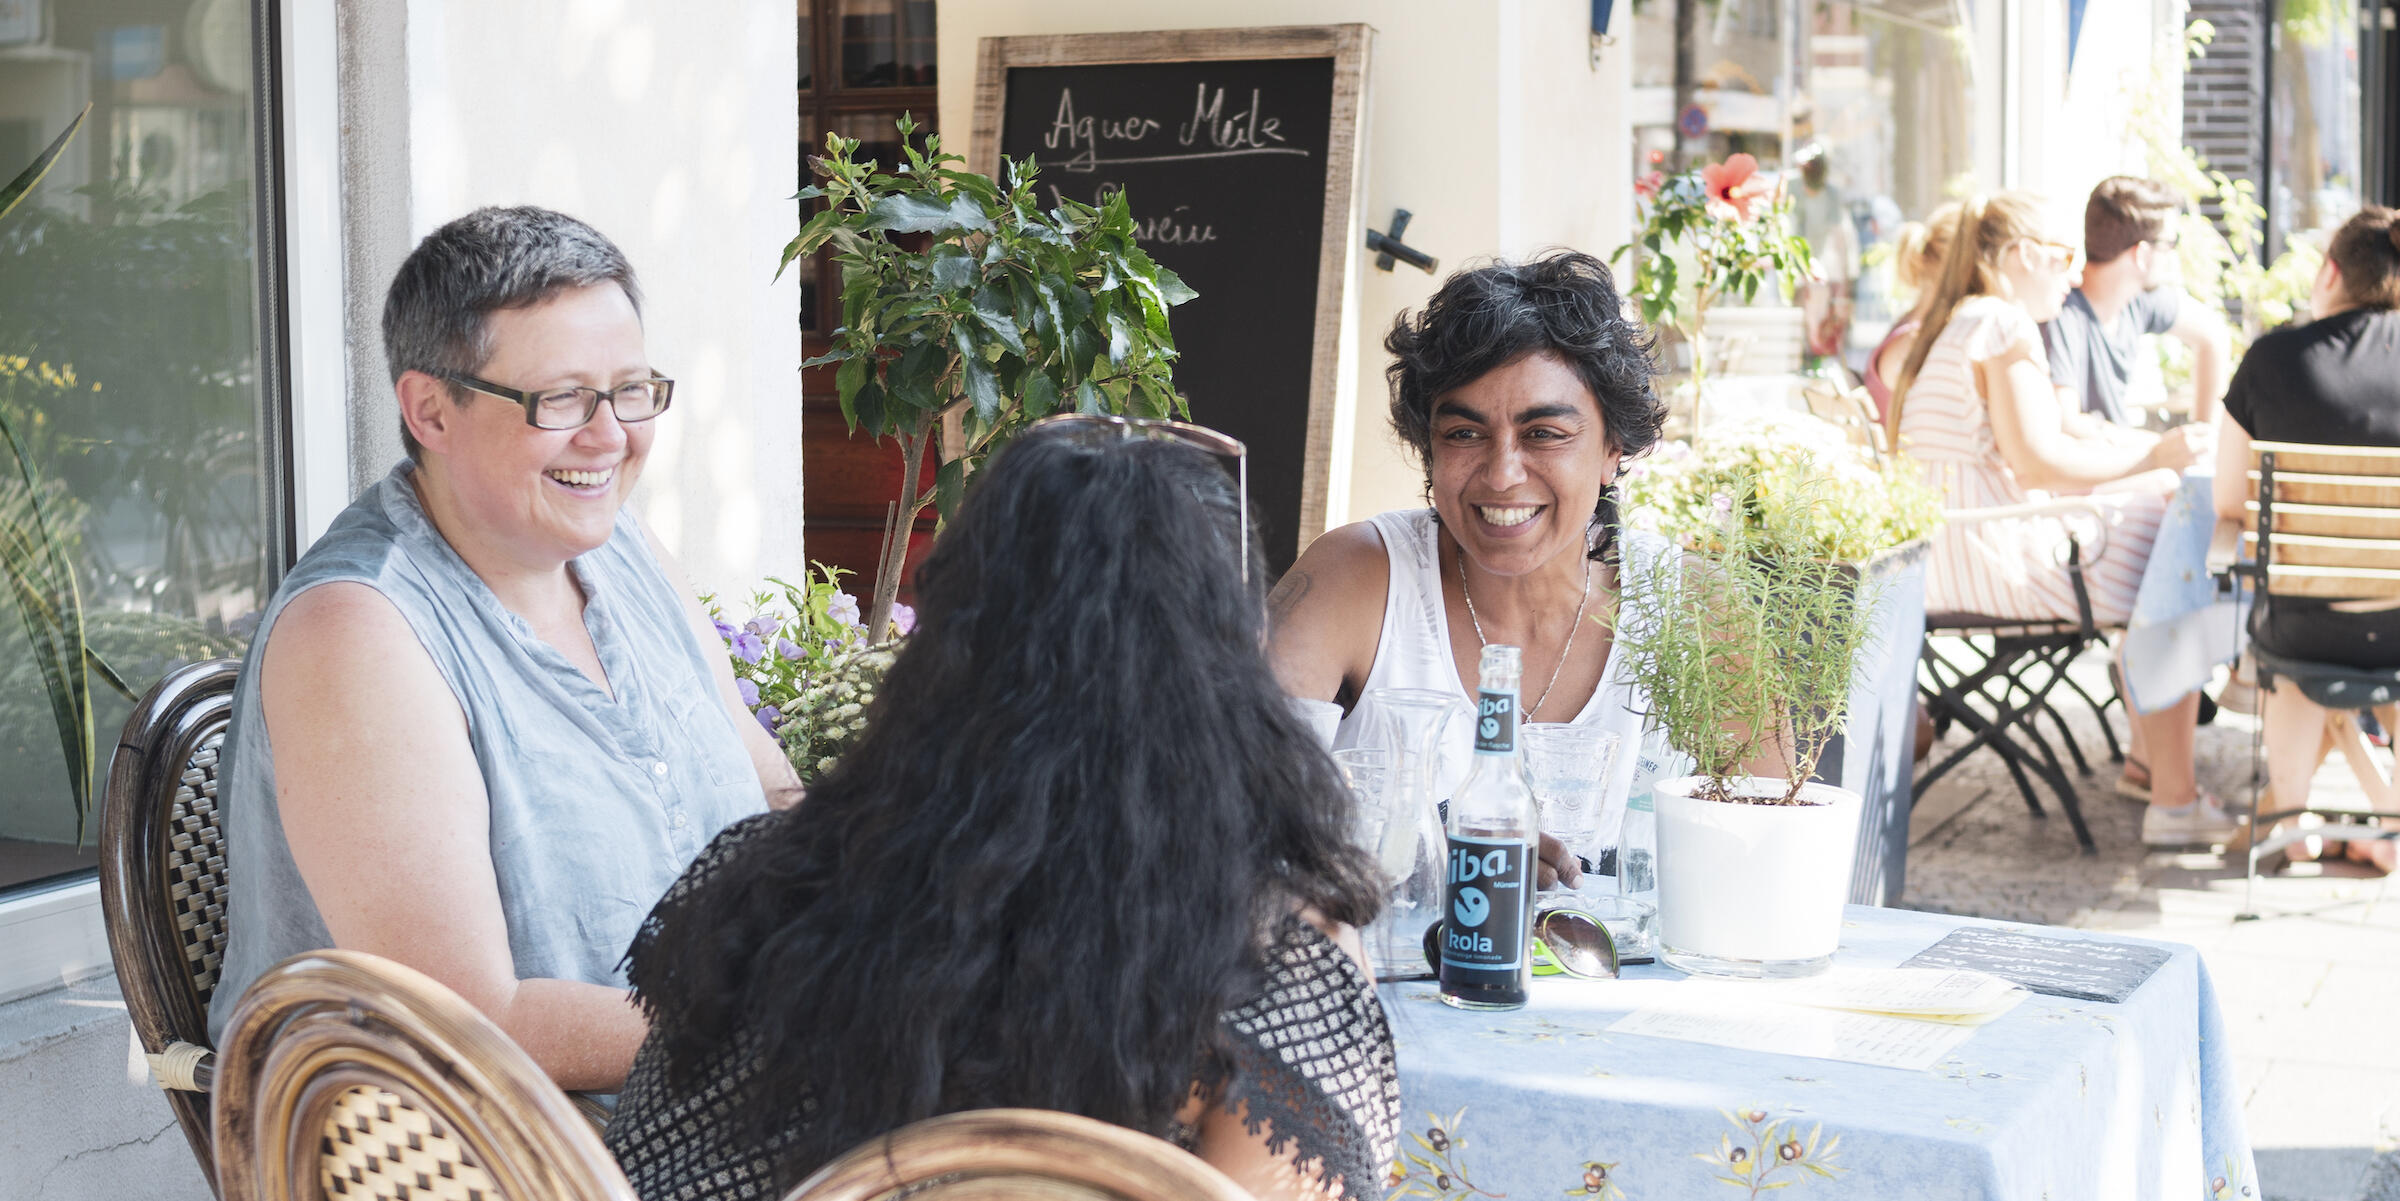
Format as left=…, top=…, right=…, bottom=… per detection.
left=382, top=206, right=644, bottom=460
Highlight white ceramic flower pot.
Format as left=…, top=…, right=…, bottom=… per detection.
left=1653, top=775, right=1863, bottom=978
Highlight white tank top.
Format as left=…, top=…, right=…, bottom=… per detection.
left=1325, top=509, right=1681, bottom=852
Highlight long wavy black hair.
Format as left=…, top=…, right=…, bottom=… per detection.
left=624, top=426, right=1384, bottom=1185
left=1385, top=250, right=1664, bottom=562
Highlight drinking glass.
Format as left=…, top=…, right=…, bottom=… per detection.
left=1522, top=724, right=1621, bottom=867
left=1330, top=747, right=1395, bottom=875
left=1359, top=687, right=1467, bottom=976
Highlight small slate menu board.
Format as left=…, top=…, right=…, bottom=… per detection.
left=1900, top=927, right=2172, bottom=1004
left=971, top=25, right=1370, bottom=575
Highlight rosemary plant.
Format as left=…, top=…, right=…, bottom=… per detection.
left=1613, top=470, right=1887, bottom=805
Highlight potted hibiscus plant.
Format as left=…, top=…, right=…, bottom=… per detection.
left=1613, top=469, right=1887, bottom=978
left=1611, top=154, right=1814, bottom=430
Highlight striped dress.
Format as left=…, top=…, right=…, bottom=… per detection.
left=1897, top=296, right=2164, bottom=624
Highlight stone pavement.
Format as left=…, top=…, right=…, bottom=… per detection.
left=1904, top=646, right=2398, bottom=1201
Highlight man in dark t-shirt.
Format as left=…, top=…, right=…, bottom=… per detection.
left=2041, top=177, right=2229, bottom=426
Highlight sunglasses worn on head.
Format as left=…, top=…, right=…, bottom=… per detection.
left=1030, top=413, right=1251, bottom=584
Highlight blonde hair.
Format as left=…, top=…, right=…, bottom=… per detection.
left=1891, top=201, right=1962, bottom=299
left=1885, top=191, right=2052, bottom=444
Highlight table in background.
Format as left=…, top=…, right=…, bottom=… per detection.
left=1379, top=905, right=2255, bottom=1201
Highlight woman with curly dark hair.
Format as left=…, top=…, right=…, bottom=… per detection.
left=603, top=421, right=1398, bottom=1199
left=1272, top=250, right=1732, bottom=888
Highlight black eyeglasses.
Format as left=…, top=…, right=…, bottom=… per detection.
left=1030, top=413, right=1250, bottom=584
left=443, top=372, right=675, bottom=430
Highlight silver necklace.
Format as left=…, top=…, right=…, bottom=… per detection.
left=1457, top=548, right=1592, bottom=721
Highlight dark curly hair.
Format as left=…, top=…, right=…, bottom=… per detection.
left=1385, top=250, right=1663, bottom=562
left=622, top=426, right=1384, bottom=1188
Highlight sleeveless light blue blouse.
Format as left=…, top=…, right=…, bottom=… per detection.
left=207, top=463, right=768, bottom=1040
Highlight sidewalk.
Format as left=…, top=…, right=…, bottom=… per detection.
left=1904, top=649, right=2399, bottom=1201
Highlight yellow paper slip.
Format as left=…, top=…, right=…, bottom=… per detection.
left=1757, top=967, right=2029, bottom=1026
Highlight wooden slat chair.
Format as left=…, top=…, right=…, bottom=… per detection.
left=99, top=657, right=244, bottom=1192
left=2227, top=440, right=2400, bottom=913
left=212, top=949, right=638, bottom=1201
left=784, top=1109, right=1254, bottom=1201
left=1801, top=379, right=1889, bottom=462
left=1914, top=500, right=2123, bottom=852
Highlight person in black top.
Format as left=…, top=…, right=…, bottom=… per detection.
left=604, top=422, right=1399, bottom=1199
left=2213, top=205, right=2400, bottom=872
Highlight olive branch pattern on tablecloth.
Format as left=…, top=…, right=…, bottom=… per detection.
left=1694, top=1108, right=1844, bottom=1197
left=1387, top=1107, right=1506, bottom=1200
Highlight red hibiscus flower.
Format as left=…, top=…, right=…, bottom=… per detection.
left=1701, top=153, right=1765, bottom=222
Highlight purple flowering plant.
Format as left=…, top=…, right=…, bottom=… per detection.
left=703, top=562, right=907, bottom=782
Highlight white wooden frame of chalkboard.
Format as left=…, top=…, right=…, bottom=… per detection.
left=968, top=25, right=1371, bottom=551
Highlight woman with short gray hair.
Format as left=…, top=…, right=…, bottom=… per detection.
left=208, top=206, right=797, bottom=1094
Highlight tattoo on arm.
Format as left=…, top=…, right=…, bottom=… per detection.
left=1266, top=570, right=1313, bottom=628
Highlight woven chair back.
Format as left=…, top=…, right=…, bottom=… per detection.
left=99, top=656, right=243, bottom=1189
left=2244, top=441, right=2400, bottom=598
left=212, top=949, right=637, bottom=1201
left=783, top=1109, right=1254, bottom=1201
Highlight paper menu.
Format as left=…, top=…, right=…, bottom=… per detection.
left=1608, top=1001, right=1980, bottom=1072
left=1766, top=967, right=2028, bottom=1026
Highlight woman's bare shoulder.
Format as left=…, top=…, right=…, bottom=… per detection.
left=1266, top=520, right=1396, bottom=703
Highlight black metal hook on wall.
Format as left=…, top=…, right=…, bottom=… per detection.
left=1367, top=209, right=1438, bottom=274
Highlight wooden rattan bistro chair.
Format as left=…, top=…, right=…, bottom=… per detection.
left=783, top=1108, right=1254, bottom=1201
left=2223, top=440, right=2400, bottom=915
left=212, top=949, right=638, bottom=1201
left=98, top=656, right=244, bottom=1191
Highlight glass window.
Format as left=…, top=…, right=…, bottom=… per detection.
left=837, top=0, right=935, bottom=89
left=0, top=0, right=273, bottom=895
left=2268, top=0, right=2363, bottom=256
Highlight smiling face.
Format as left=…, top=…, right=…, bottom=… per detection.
left=1426, top=351, right=1616, bottom=578
left=407, top=282, right=655, bottom=568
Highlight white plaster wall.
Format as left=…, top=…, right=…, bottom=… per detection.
left=341, top=0, right=804, bottom=597
left=939, top=0, right=1628, bottom=532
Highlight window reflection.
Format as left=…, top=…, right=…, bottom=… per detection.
left=838, top=0, right=935, bottom=89
left=0, top=1, right=268, bottom=892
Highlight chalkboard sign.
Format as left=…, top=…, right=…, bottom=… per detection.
left=1900, top=927, right=2173, bottom=1004
left=971, top=26, right=1370, bottom=573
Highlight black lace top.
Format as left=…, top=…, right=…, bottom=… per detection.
left=604, top=819, right=1401, bottom=1200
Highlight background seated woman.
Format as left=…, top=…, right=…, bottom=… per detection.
left=1885, top=193, right=2219, bottom=848
left=2211, top=206, right=2400, bottom=873
left=605, top=424, right=1396, bottom=1200
left=208, top=208, right=796, bottom=1093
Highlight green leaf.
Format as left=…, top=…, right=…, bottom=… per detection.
left=970, top=285, right=1026, bottom=356
left=1021, top=370, right=1061, bottom=420
left=932, top=456, right=968, bottom=522
left=0, top=105, right=85, bottom=225
left=776, top=206, right=845, bottom=279
left=956, top=329, right=1002, bottom=421
left=835, top=354, right=869, bottom=408
left=927, top=244, right=976, bottom=292
left=860, top=191, right=992, bottom=235
left=1075, top=379, right=1101, bottom=415
left=851, top=377, right=886, bottom=433
left=889, top=339, right=945, bottom=409
left=799, top=347, right=852, bottom=369
left=1104, top=310, right=1134, bottom=366
left=1151, top=264, right=1196, bottom=306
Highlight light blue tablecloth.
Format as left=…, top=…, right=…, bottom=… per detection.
left=2121, top=472, right=2247, bottom=715
left=1379, top=905, right=2256, bottom=1201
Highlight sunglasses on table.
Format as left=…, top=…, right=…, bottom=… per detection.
left=1030, top=412, right=1251, bottom=584
left=1388, top=904, right=1626, bottom=984
left=444, top=372, right=676, bottom=430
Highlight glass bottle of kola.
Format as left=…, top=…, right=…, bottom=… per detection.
left=1439, top=643, right=1540, bottom=1010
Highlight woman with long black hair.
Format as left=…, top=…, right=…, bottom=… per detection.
left=603, top=422, right=1399, bottom=1199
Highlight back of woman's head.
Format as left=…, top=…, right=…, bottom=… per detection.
left=1891, top=201, right=1963, bottom=299
left=625, top=426, right=1381, bottom=1186
left=1887, top=192, right=2050, bottom=440
left=2327, top=206, right=2400, bottom=312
